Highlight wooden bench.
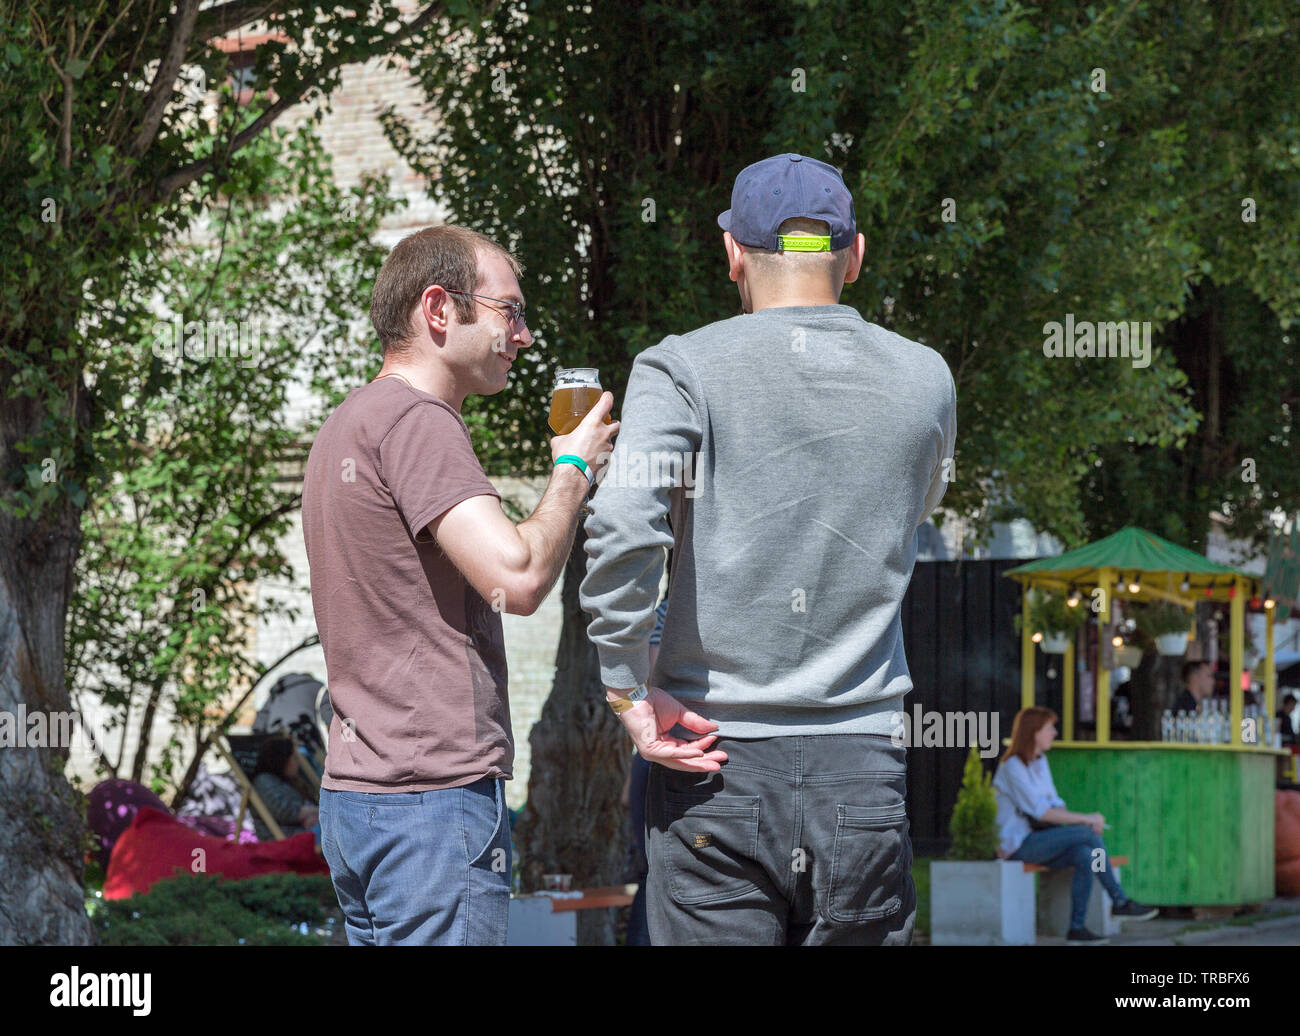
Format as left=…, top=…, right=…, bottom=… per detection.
left=507, top=884, right=637, bottom=945
left=1024, top=856, right=1130, bottom=936
left=546, top=885, right=636, bottom=912
left=1022, top=855, right=1128, bottom=873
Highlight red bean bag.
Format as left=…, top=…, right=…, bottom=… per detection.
left=1276, top=790, right=1300, bottom=864
left=104, top=807, right=328, bottom=900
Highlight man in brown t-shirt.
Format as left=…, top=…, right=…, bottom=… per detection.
left=302, top=225, right=617, bottom=945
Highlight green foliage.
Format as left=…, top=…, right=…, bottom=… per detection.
left=91, top=872, right=339, bottom=946
left=815, top=0, right=1297, bottom=549
left=949, top=747, right=999, bottom=860
left=1134, top=599, right=1194, bottom=638
left=911, top=856, right=932, bottom=937
left=1014, top=587, right=1089, bottom=637
left=65, top=126, right=396, bottom=789
left=83, top=856, right=106, bottom=895
left=1080, top=284, right=1300, bottom=554
left=385, top=0, right=1300, bottom=553
left=385, top=0, right=809, bottom=475
left=1, top=3, right=464, bottom=524
left=1, top=3, right=479, bottom=801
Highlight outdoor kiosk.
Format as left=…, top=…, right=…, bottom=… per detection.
left=1005, top=527, right=1283, bottom=905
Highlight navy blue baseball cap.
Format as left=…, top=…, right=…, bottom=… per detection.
left=717, top=153, right=857, bottom=252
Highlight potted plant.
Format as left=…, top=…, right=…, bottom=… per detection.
left=949, top=746, right=999, bottom=859
left=1112, top=640, right=1144, bottom=668
left=930, top=748, right=1036, bottom=945
left=1014, top=588, right=1088, bottom=655
left=1134, top=600, right=1194, bottom=657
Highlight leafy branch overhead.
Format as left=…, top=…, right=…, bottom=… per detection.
left=67, top=126, right=395, bottom=793
left=0, top=6, right=478, bottom=938
left=383, top=0, right=1300, bottom=551
left=2, top=1, right=480, bottom=524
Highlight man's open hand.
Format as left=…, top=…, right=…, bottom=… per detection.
left=609, top=685, right=728, bottom=772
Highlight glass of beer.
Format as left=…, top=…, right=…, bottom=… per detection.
left=548, top=367, right=609, bottom=434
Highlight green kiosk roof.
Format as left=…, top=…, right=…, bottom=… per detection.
left=1004, top=526, right=1258, bottom=598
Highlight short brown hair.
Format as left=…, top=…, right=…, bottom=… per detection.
left=369, top=225, right=522, bottom=353
left=1181, top=659, right=1210, bottom=685
left=1001, top=706, right=1058, bottom=765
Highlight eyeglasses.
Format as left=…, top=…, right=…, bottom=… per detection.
left=444, top=289, right=527, bottom=328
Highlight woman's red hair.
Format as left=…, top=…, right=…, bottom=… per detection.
left=1001, top=706, right=1058, bottom=765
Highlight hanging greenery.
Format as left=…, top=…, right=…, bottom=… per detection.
left=1014, top=588, right=1089, bottom=639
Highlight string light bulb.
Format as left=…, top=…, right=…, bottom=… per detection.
left=1067, top=586, right=1080, bottom=608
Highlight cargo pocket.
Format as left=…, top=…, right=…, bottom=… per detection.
left=661, top=793, right=761, bottom=906
left=827, top=803, right=910, bottom=923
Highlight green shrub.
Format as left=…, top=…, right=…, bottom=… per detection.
left=93, top=872, right=339, bottom=946
left=949, top=747, right=999, bottom=860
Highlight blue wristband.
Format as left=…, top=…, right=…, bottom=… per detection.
left=554, top=454, right=594, bottom=487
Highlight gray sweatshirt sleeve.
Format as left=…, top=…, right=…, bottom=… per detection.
left=919, top=370, right=958, bottom=525
left=580, top=340, right=704, bottom=689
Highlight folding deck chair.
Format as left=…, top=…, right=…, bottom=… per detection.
left=214, top=731, right=319, bottom=841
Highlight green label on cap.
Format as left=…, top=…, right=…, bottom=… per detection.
left=778, top=235, right=832, bottom=252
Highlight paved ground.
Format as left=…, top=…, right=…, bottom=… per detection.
left=1032, top=896, right=1300, bottom=946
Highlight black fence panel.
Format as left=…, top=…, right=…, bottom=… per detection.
left=901, top=558, right=1063, bottom=857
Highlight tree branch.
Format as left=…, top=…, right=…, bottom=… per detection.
left=193, top=0, right=281, bottom=43
left=130, top=0, right=201, bottom=157
left=102, top=0, right=161, bottom=146
left=153, top=2, right=446, bottom=202
left=85, top=0, right=140, bottom=68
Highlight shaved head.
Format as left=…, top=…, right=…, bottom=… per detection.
left=742, top=217, right=852, bottom=288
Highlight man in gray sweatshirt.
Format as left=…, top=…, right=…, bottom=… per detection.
left=580, top=153, right=957, bottom=945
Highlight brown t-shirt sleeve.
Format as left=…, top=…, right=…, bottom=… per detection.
left=379, top=401, right=499, bottom=542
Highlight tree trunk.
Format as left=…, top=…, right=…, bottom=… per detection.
left=516, top=526, right=630, bottom=946
left=0, top=493, right=94, bottom=944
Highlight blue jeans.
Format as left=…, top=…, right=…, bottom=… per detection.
left=318, top=777, right=511, bottom=945
left=1011, top=824, right=1127, bottom=930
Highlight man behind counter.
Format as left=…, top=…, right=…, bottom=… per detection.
left=1173, top=659, right=1214, bottom=714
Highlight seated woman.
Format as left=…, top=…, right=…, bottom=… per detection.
left=251, top=736, right=320, bottom=846
left=993, top=706, right=1157, bottom=944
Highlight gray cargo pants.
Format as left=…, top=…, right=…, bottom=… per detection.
left=645, top=733, right=915, bottom=946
